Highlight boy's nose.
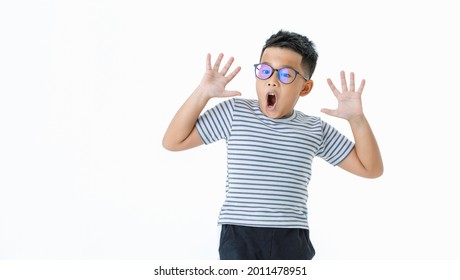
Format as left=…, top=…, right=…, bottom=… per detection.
left=267, top=74, right=279, bottom=87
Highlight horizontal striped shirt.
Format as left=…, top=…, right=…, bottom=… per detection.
left=196, top=98, right=354, bottom=229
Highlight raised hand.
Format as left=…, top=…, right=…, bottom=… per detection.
left=162, top=53, right=241, bottom=151
left=321, top=71, right=365, bottom=122
left=199, top=53, right=241, bottom=99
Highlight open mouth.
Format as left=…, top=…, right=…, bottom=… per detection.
left=267, top=92, right=277, bottom=109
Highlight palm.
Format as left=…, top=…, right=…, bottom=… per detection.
left=199, top=53, right=241, bottom=99
left=321, top=71, right=365, bottom=121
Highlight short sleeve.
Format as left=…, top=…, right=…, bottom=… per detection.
left=316, top=120, right=354, bottom=166
left=196, top=98, right=235, bottom=145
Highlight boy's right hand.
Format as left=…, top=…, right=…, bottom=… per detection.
left=198, top=53, right=241, bottom=99
left=162, top=53, right=241, bottom=151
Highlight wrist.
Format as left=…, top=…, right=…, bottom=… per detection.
left=347, top=114, right=367, bottom=127
left=192, top=85, right=213, bottom=104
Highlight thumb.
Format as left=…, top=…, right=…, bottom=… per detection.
left=223, top=90, right=242, bottom=97
left=320, top=108, right=336, bottom=116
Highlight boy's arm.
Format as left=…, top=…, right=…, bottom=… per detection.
left=162, top=53, right=241, bottom=151
left=321, top=71, right=384, bottom=178
left=338, top=116, right=383, bottom=178
left=162, top=89, right=210, bottom=151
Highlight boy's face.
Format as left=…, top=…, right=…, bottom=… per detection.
left=256, top=47, right=313, bottom=119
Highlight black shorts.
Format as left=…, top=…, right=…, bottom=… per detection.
left=219, top=224, right=315, bottom=260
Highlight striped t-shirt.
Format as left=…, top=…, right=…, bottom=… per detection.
left=196, top=98, right=354, bottom=229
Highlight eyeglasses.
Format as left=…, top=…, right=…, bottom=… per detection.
left=254, top=63, right=309, bottom=84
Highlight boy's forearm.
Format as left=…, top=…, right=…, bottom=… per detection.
left=348, top=115, right=384, bottom=177
left=162, top=87, right=210, bottom=151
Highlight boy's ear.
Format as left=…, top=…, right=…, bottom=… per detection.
left=300, top=80, right=314, bottom=97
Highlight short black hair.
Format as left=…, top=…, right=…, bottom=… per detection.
left=261, top=30, right=318, bottom=79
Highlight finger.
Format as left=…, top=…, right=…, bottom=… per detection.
left=225, top=66, right=241, bottom=82
left=357, top=79, right=366, bottom=94
left=213, top=53, right=224, bottom=70
left=206, top=53, right=212, bottom=71
left=220, top=56, right=235, bottom=76
left=340, top=71, right=348, bottom=92
left=327, top=78, right=340, bottom=97
left=349, top=72, right=355, bottom=92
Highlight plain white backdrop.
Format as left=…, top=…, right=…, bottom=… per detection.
left=1, top=0, right=459, bottom=260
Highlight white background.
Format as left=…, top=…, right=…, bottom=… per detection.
left=1, top=0, right=459, bottom=260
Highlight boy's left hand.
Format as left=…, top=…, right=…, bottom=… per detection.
left=321, top=71, right=365, bottom=122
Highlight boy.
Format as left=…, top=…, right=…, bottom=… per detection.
left=162, top=30, right=383, bottom=260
